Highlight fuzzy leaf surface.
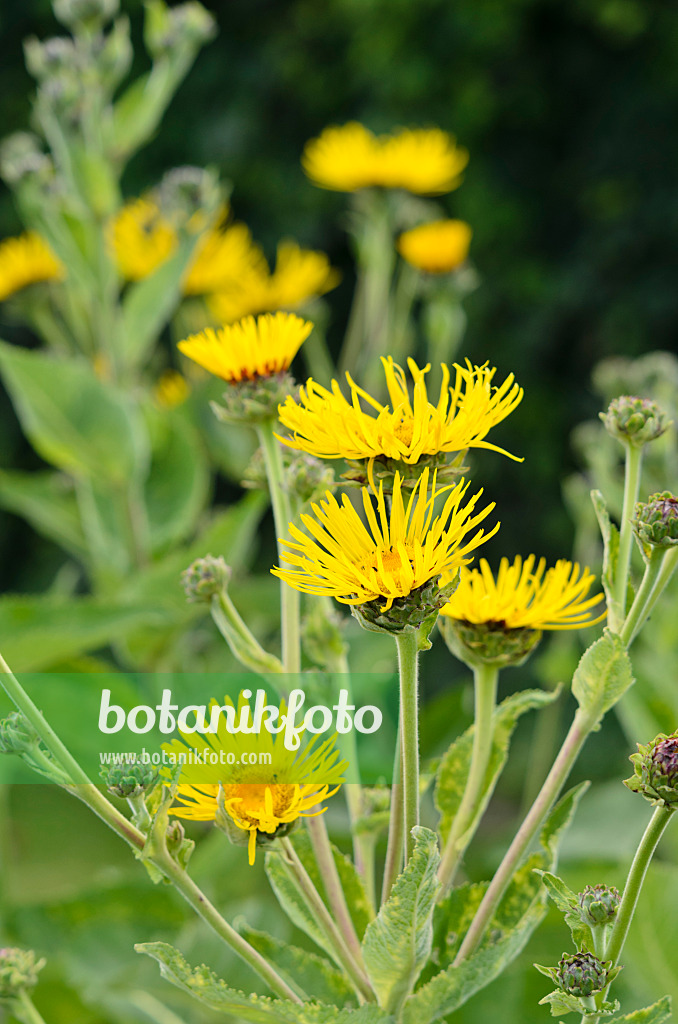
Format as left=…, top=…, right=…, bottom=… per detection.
left=571, top=630, right=635, bottom=724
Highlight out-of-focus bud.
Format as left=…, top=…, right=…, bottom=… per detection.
left=624, top=731, right=678, bottom=807
left=0, top=712, right=41, bottom=756
left=211, top=374, right=298, bottom=425
left=633, top=492, right=678, bottom=549
left=242, top=445, right=335, bottom=507
left=144, top=0, right=216, bottom=58
left=556, top=952, right=610, bottom=998
left=53, top=0, right=119, bottom=30
left=577, top=884, right=620, bottom=927
left=24, top=36, right=79, bottom=81
left=165, top=818, right=194, bottom=869
left=155, top=165, right=221, bottom=233
left=0, top=947, right=45, bottom=999
left=0, top=132, right=52, bottom=186
left=301, top=598, right=348, bottom=670
left=101, top=758, right=159, bottom=799
left=182, top=555, right=231, bottom=603
left=600, top=395, right=671, bottom=447
left=96, top=16, right=133, bottom=91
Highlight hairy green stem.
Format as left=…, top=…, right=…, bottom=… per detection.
left=306, top=815, right=366, bottom=966
left=438, top=663, right=499, bottom=894
left=210, top=592, right=283, bottom=674
left=621, top=546, right=678, bottom=647
left=613, top=443, right=643, bottom=629
left=395, top=630, right=420, bottom=863
left=381, top=721, right=404, bottom=904
left=257, top=422, right=301, bottom=674
left=455, top=709, right=593, bottom=963
left=279, top=837, right=374, bottom=1002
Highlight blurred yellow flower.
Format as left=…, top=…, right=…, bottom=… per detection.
left=110, top=198, right=178, bottom=281
left=397, top=220, right=472, bottom=274
left=440, top=555, right=605, bottom=630
left=278, top=357, right=523, bottom=466
left=168, top=694, right=345, bottom=865
left=302, top=122, right=469, bottom=195
left=208, top=241, right=340, bottom=323
left=182, top=221, right=267, bottom=295
left=272, top=467, right=497, bottom=610
left=178, top=311, right=313, bottom=383
left=153, top=369, right=190, bottom=409
left=0, top=232, right=64, bottom=301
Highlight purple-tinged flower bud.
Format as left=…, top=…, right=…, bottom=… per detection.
left=634, top=492, right=678, bottom=549
left=182, top=555, right=231, bottom=603
left=624, top=730, right=678, bottom=806
left=556, top=952, right=609, bottom=998
left=577, top=884, right=620, bottom=926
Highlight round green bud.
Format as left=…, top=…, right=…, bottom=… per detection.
left=53, top=0, right=119, bottom=29
left=439, top=616, right=542, bottom=669
left=600, top=395, right=671, bottom=447
left=243, top=446, right=335, bottom=506
left=624, top=731, right=678, bottom=806
left=0, top=132, right=52, bottom=186
left=556, top=952, right=608, bottom=998
left=352, top=575, right=458, bottom=636
left=577, top=884, right=621, bottom=926
left=182, top=555, right=231, bottom=603
left=0, top=713, right=41, bottom=756
left=101, top=759, right=158, bottom=798
left=144, top=0, right=216, bottom=58
left=0, top=947, right=45, bottom=999
left=633, top=492, right=678, bottom=549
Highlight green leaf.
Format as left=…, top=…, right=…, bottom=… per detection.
left=571, top=630, right=635, bottom=725
left=118, top=235, right=199, bottom=372
left=144, top=409, right=210, bottom=554
left=0, top=343, right=148, bottom=486
left=538, top=987, right=591, bottom=1017
left=236, top=923, right=355, bottom=1005
left=136, top=941, right=393, bottom=1023
left=535, top=871, right=579, bottom=915
left=435, top=687, right=560, bottom=840
left=404, top=783, right=589, bottom=1023
left=606, top=997, right=673, bottom=1024
left=0, top=469, right=87, bottom=561
left=0, top=595, right=163, bottom=671
left=592, top=489, right=621, bottom=622
left=362, top=827, right=440, bottom=1015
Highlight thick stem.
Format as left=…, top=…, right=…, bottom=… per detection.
left=157, top=849, right=303, bottom=1003
left=395, top=630, right=420, bottom=862
left=279, top=837, right=374, bottom=1002
left=257, top=422, right=301, bottom=674
left=612, top=443, right=643, bottom=630
left=455, top=709, right=592, bottom=963
left=306, top=815, right=366, bottom=965
left=438, top=663, right=499, bottom=894
left=381, top=720, right=404, bottom=904
left=621, top=546, right=678, bottom=647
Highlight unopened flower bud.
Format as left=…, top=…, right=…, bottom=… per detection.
left=182, top=555, right=231, bottom=603
left=577, top=884, right=620, bottom=926
left=601, top=395, right=671, bottom=447
left=24, top=36, right=79, bottom=81
left=0, top=132, right=52, bottom=186
left=101, top=759, right=158, bottom=798
left=144, top=0, right=216, bottom=58
left=633, top=492, right=678, bottom=549
left=0, top=713, right=41, bottom=755
left=53, top=0, right=119, bottom=30
left=624, top=731, right=678, bottom=806
left=0, top=947, right=45, bottom=999
left=556, top=952, right=609, bottom=998
left=155, top=165, right=220, bottom=233
left=242, top=445, right=334, bottom=506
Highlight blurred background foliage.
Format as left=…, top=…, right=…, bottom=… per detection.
left=1, top=1, right=678, bottom=1021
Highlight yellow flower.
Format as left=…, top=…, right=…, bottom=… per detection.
left=153, top=369, right=190, bottom=409
left=182, top=221, right=267, bottom=295
left=302, top=122, right=469, bottom=195
left=168, top=694, right=345, bottom=865
left=109, top=197, right=178, bottom=281
left=177, top=311, right=313, bottom=383
left=208, top=241, right=340, bottom=324
left=397, top=220, right=472, bottom=274
left=278, top=357, right=523, bottom=470
left=0, top=232, right=65, bottom=301
left=272, top=467, right=497, bottom=611
left=440, top=555, right=605, bottom=630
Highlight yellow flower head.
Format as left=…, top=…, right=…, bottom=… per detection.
left=272, top=468, right=497, bottom=611
left=109, top=197, right=178, bottom=281
left=278, top=357, right=523, bottom=475
left=177, top=311, right=313, bottom=383
left=397, top=220, right=472, bottom=274
left=208, top=241, right=340, bottom=324
left=182, top=221, right=267, bottom=296
left=0, top=232, right=65, bottom=301
left=153, top=369, right=190, bottom=409
left=168, top=694, right=345, bottom=865
left=440, top=555, right=605, bottom=631
left=302, top=122, right=469, bottom=195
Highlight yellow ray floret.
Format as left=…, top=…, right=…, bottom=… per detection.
left=0, top=231, right=65, bottom=301
left=182, top=221, right=267, bottom=295
left=177, top=311, right=313, bottom=383
left=168, top=694, right=345, bottom=865
left=272, top=468, right=498, bottom=610
left=397, top=220, right=472, bottom=274
left=109, top=197, right=178, bottom=281
left=440, top=555, right=605, bottom=630
left=302, top=122, right=469, bottom=195
left=208, top=241, right=340, bottom=324
left=278, top=356, right=523, bottom=465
